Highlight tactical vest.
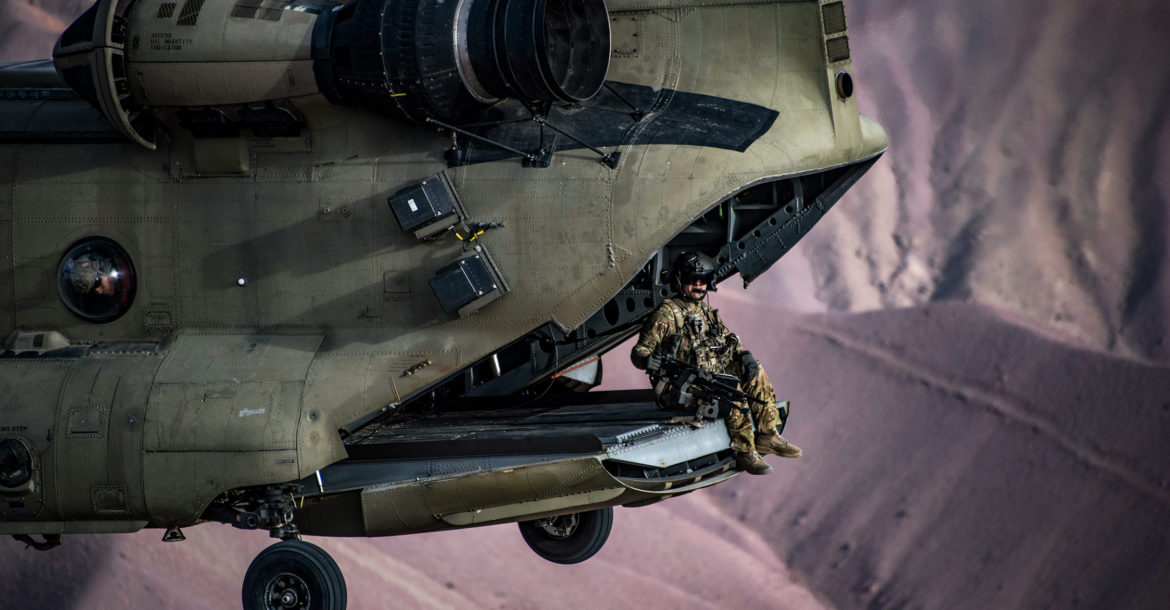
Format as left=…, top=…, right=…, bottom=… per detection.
left=659, top=299, right=739, bottom=375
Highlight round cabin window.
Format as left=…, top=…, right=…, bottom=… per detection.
left=57, top=237, right=137, bottom=323
left=0, top=439, right=32, bottom=488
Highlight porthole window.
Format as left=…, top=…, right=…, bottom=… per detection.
left=57, top=237, right=137, bottom=323
left=835, top=71, right=854, bottom=99
left=0, top=439, right=32, bottom=488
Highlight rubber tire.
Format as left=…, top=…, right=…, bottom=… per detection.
left=242, top=540, right=347, bottom=610
left=518, top=507, right=613, bottom=564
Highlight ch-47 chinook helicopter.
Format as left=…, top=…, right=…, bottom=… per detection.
left=0, top=0, right=884, bottom=605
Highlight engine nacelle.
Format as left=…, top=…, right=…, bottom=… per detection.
left=321, top=0, right=610, bottom=122
left=52, top=0, right=611, bottom=148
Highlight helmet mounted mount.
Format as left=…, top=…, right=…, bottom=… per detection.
left=670, top=251, right=718, bottom=300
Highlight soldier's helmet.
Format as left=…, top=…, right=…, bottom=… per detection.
left=66, top=255, right=105, bottom=295
left=670, top=251, right=718, bottom=299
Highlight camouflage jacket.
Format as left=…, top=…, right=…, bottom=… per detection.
left=631, top=298, right=746, bottom=376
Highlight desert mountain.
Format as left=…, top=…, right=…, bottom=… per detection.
left=3, top=0, right=1169, bottom=608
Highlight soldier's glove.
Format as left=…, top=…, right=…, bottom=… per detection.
left=741, top=351, right=760, bottom=381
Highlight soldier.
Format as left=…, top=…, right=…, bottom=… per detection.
left=66, top=253, right=119, bottom=297
left=631, top=251, right=801, bottom=475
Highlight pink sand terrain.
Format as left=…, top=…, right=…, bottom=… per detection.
left=764, top=0, right=1170, bottom=364
left=3, top=0, right=1170, bottom=608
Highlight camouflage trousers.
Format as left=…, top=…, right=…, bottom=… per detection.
left=726, top=367, right=783, bottom=452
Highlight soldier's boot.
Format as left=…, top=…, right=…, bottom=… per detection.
left=755, top=429, right=802, bottom=458
left=735, top=450, right=774, bottom=475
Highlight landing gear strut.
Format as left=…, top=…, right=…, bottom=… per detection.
left=518, top=506, right=613, bottom=564
left=242, top=540, right=347, bottom=610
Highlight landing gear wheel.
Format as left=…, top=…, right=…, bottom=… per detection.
left=242, top=540, right=346, bottom=610
left=518, top=507, right=613, bottom=564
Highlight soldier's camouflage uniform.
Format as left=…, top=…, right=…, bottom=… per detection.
left=631, top=298, right=782, bottom=452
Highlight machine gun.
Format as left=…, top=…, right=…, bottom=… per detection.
left=645, top=353, right=759, bottom=421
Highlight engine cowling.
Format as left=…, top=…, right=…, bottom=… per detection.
left=320, top=0, right=610, bottom=122
left=52, top=0, right=611, bottom=148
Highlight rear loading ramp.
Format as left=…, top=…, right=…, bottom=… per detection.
left=292, top=392, right=739, bottom=536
